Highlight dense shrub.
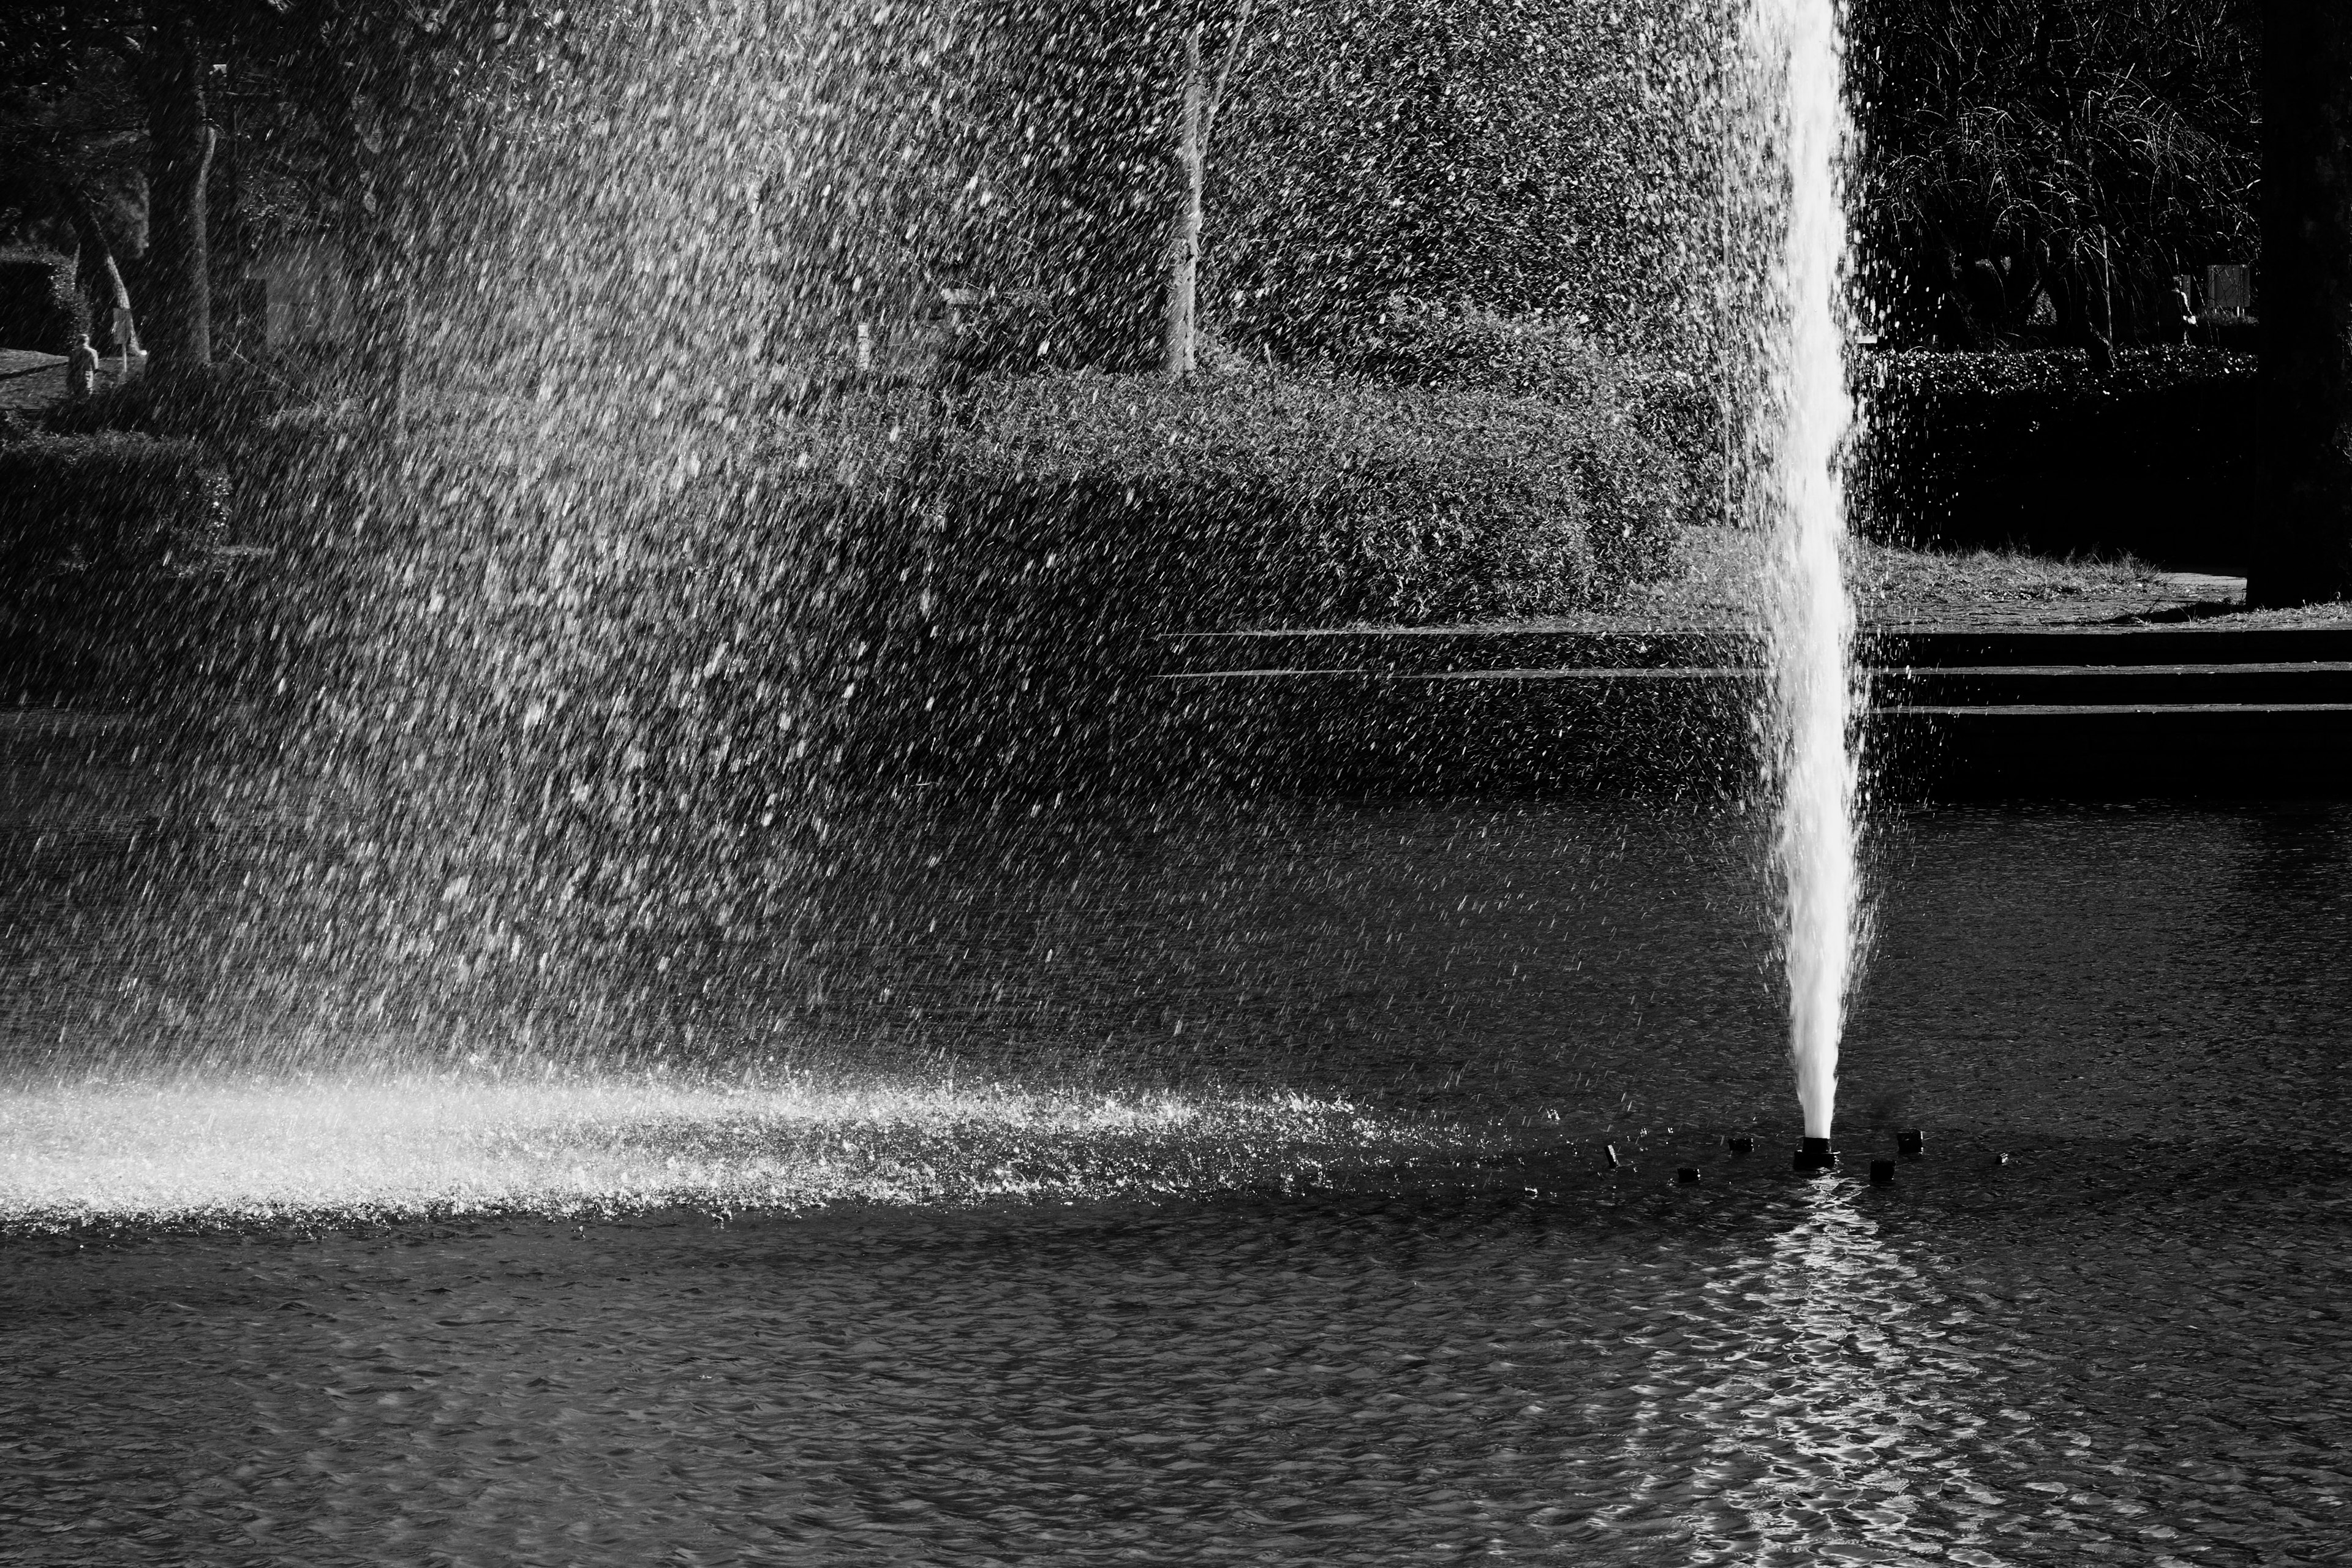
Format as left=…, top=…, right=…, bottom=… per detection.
left=1202, top=0, right=1719, bottom=356
left=0, top=430, right=224, bottom=571
left=737, top=368, right=1691, bottom=780
left=1318, top=303, right=1722, bottom=513
left=44, top=360, right=322, bottom=443
left=40, top=360, right=364, bottom=550
left=1852, top=347, right=2255, bottom=565
left=1850, top=0, right=2257, bottom=346
left=1325, top=303, right=1624, bottom=404
left=0, top=252, right=86, bottom=355
left=895, top=368, right=1689, bottom=628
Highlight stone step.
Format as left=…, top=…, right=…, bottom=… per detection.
left=1874, top=624, right=2352, bottom=668
left=1149, top=643, right=2352, bottom=797
left=1890, top=663, right=2352, bottom=706
left=1871, top=703, right=2352, bottom=794
left=1157, top=629, right=1740, bottom=676
left=1166, top=661, right=2352, bottom=709
left=1159, top=624, right=2352, bottom=677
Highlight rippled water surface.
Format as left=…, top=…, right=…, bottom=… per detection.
left=6, top=1152, right=2345, bottom=1566
left=2, top=725, right=2346, bottom=1563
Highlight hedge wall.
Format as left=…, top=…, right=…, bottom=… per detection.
left=1852, top=348, right=2256, bottom=567
left=0, top=431, right=223, bottom=572
left=1317, top=304, right=1722, bottom=519
left=925, top=369, right=1686, bottom=624
left=747, top=368, right=1697, bottom=780
left=0, top=252, right=86, bottom=356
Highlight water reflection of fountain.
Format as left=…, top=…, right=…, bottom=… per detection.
left=1684, top=1183, right=2018, bottom=1565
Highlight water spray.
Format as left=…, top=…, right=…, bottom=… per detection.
left=1753, top=0, right=1863, bottom=1145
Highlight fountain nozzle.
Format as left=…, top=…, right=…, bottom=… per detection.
left=1793, top=1137, right=1837, bottom=1174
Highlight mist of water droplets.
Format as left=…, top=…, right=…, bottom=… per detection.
left=1743, top=0, right=1864, bottom=1139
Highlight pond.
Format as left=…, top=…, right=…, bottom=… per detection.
left=2, top=716, right=2345, bottom=1564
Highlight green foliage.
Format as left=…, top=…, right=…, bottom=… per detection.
left=38, top=359, right=351, bottom=559
left=0, top=429, right=222, bottom=571
left=1869, top=345, right=2252, bottom=406
left=1849, top=0, right=2259, bottom=341
left=743, top=366, right=1694, bottom=782
left=754, top=364, right=1695, bottom=782
left=790, top=1, right=1722, bottom=371
left=1322, top=302, right=1624, bottom=405
left=903, top=368, right=1689, bottom=630
left=0, top=251, right=85, bottom=352
left=1853, top=347, right=2256, bottom=562
left=0, top=22, right=144, bottom=251
left=1208, top=0, right=1721, bottom=356
left=1315, top=301, right=1723, bottom=520
left=44, top=358, right=323, bottom=442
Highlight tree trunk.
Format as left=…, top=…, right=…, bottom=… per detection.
left=145, top=6, right=213, bottom=369
left=2250, top=0, right=2352, bottom=605
left=1164, top=23, right=1207, bottom=379
left=62, top=184, right=139, bottom=361
left=213, top=94, right=247, bottom=358
left=347, top=40, right=413, bottom=430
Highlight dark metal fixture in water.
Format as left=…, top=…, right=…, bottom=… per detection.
left=1869, top=1159, right=1895, bottom=1185
left=1727, top=1136, right=1755, bottom=1155
left=1898, top=1129, right=1925, bottom=1157
left=1676, top=1167, right=1702, bottom=1184
left=1794, top=1137, right=1838, bottom=1173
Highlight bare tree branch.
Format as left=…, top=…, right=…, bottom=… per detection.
left=1201, top=0, right=1257, bottom=143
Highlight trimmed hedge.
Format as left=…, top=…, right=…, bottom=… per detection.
left=910, top=369, right=1689, bottom=628
left=44, top=360, right=328, bottom=443
left=1853, top=347, right=2256, bottom=566
left=741, top=368, right=1696, bottom=780
left=0, top=252, right=86, bottom=356
left=0, top=431, right=224, bottom=571
left=42, top=361, right=361, bottom=552
left=1324, top=303, right=1625, bottom=404
left=1316, top=303, right=1722, bottom=517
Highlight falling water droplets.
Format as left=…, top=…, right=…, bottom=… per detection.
left=1742, top=0, right=1863, bottom=1140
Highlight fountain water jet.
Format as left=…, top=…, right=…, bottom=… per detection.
left=1749, top=0, right=1863, bottom=1142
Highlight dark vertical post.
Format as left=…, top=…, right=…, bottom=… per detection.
left=145, top=4, right=214, bottom=369
left=62, top=186, right=138, bottom=362
left=1000, top=0, right=1170, bottom=371
left=2252, top=0, right=2352, bottom=605
left=213, top=94, right=245, bottom=358
left=347, top=19, right=413, bottom=428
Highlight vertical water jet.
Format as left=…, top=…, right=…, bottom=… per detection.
left=1750, top=0, right=1862, bottom=1141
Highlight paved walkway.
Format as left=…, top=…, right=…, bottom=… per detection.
left=0, top=347, right=127, bottom=418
